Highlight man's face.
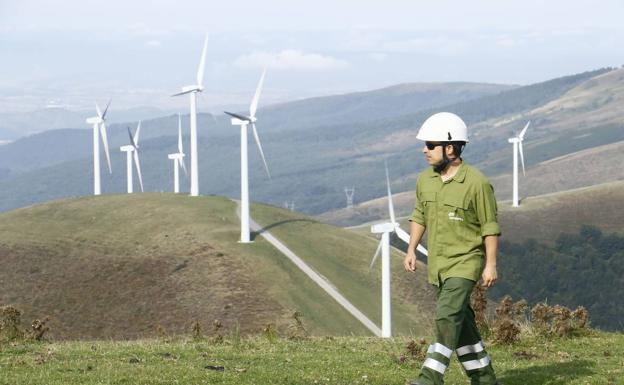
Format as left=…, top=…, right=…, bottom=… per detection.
left=423, top=142, right=447, bottom=166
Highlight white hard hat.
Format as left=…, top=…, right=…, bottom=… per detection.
left=416, top=112, right=469, bottom=143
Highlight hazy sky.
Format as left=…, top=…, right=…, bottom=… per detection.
left=2, top=0, right=624, bottom=112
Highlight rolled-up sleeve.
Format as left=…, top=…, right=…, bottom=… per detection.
left=409, top=178, right=426, bottom=226
left=475, top=181, right=501, bottom=237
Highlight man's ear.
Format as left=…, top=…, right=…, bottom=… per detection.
left=445, top=143, right=455, bottom=157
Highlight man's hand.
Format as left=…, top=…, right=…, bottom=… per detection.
left=482, top=264, right=497, bottom=288
left=404, top=250, right=417, bottom=272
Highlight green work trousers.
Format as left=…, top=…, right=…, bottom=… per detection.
left=416, top=277, right=497, bottom=385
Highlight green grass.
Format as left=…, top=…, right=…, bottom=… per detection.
left=251, top=203, right=435, bottom=336
left=0, top=194, right=434, bottom=339
left=1, top=331, right=623, bottom=384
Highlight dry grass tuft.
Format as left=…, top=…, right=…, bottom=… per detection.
left=263, top=323, right=279, bottom=343
left=287, top=311, right=308, bottom=340
left=29, top=317, right=50, bottom=341
left=1, top=305, right=51, bottom=343
left=470, top=282, right=489, bottom=334
left=0, top=305, right=24, bottom=342
left=212, top=319, right=224, bottom=344
left=493, top=296, right=522, bottom=344
left=530, top=302, right=589, bottom=337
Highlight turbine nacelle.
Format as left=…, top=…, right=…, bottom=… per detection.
left=173, top=85, right=203, bottom=97
left=508, top=137, right=520, bottom=143
left=120, top=145, right=135, bottom=152
left=168, top=153, right=185, bottom=160
left=225, top=111, right=256, bottom=125
left=86, top=117, right=103, bottom=124
left=371, top=222, right=398, bottom=234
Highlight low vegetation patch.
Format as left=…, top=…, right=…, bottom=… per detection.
left=0, top=305, right=49, bottom=344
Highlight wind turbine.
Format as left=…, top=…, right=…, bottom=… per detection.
left=224, top=69, right=271, bottom=243
left=508, top=121, right=530, bottom=207
left=119, top=121, right=144, bottom=193
left=85, top=100, right=112, bottom=195
left=172, top=34, right=208, bottom=197
left=370, top=162, right=428, bottom=338
left=168, top=113, right=188, bottom=193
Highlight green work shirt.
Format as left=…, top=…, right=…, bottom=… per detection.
left=409, top=162, right=501, bottom=286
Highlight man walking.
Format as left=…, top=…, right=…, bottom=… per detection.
left=404, top=112, right=500, bottom=385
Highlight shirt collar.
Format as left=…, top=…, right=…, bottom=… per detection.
left=429, top=161, right=467, bottom=183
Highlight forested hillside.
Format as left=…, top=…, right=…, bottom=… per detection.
left=492, top=225, right=624, bottom=331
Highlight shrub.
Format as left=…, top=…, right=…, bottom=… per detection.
left=492, top=296, right=522, bottom=344
left=530, top=302, right=589, bottom=337
left=0, top=306, right=24, bottom=342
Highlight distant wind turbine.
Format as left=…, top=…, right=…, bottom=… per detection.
left=172, top=34, right=208, bottom=197
left=225, top=69, right=271, bottom=243
left=85, top=100, right=112, bottom=195
left=119, top=121, right=144, bottom=193
left=168, top=113, right=188, bottom=193
left=370, top=162, right=428, bottom=338
left=508, top=121, right=530, bottom=207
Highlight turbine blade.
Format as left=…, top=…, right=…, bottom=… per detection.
left=177, top=113, right=183, bottom=153
left=134, top=120, right=141, bottom=145
left=196, top=34, right=208, bottom=86
left=179, top=157, right=188, bottom=177
left=385, top=161, right=395, bottom=224
left=127, top=126, right=137, bottom=148
left=395, top=226, right=411, bottom=244
left=102, top=99, right=111, bottom=119
left=95, top=102, right=102, bottom=118
left=369, top=240, right=383, bottom=271
left=251, top=123, right=271, bottom=179
left=133, top=150, right=144, bottom=192
left=171, top=89, right=195, bottom=97
left=249, top=68, right=266, bottom=118
left=100, top=122, right=112, bottom=173
left=519, top=141, right=526, bottom=176
left=519, top=121, right=530, bottom=140
left=224, top=111, right=250, bottom=121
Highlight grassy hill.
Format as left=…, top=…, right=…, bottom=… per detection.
left=0, top=194, right=435, bottom=340
left=496, top=180, right=624, bottom=243
left=1, top=332, right=623, bottom=385
left=333, top=181, right=624, bottom=331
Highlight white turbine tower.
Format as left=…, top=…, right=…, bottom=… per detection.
left=119, top=122, right=144, bottom=193
left=224, top=69, right=271, bottom=243
left=508, top=121, right=530, bottom=207
left=168, top=114, right=188, bottom=193
left=370, top=162, right=428, bottom=338
left=85, top=100, right=112, bottom=195
left=172, top=34, right=208, bottom=197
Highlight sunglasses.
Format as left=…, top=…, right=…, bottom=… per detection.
left=425, top=142, right=445, bottom=150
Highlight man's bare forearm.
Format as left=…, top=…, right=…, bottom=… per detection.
left=483, top=235, right=498, bottom=267
left=409, top=222, right=426, bottom=253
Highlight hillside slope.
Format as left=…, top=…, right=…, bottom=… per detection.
left=0, top=82, right=511, bottom=172
left=0, top=69, right=607, bottom=214
left=0, top=195, right=435, bottom=339
left=321, top=180, right=624, bottom=244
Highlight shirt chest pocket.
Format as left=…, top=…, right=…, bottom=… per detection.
left=441, top=195, right=477, bottom=236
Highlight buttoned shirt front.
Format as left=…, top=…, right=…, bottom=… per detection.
left=409, top=162, right=501, bottom=286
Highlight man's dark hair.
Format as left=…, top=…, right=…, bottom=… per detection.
left=448, top=141, right=466, bottom=157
